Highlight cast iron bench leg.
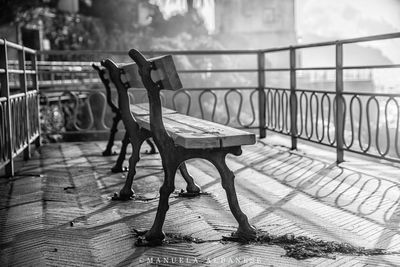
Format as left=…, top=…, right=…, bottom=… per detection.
left=178, top=163, right=201, bottom=195
left=145, top=139, right=157, bottom=154
left=92, top=63, right=120, bottom=157
left=112, top=129, right=151, bottom=200
left=111, top=131, right=129, bottom=173
left=103, top=112, right=121, bottom=156
left=137, top=156, right=179, bottom=245
left=208, top=151, right=256, bottom=241
left=93, top=63, right=158, bottom=171
left=136, top=148, right=256, bottom=246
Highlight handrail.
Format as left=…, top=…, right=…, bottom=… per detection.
left=39, top=49, right=259, bottom=56
left=0, top=39, right=37, bottom=54
left=261, top=32, right=400, bottom=52
left=264, top=65, right=400, bottom=71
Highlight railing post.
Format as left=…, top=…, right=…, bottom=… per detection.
left=335, top=42, right=344, bottom=163
left=289, top=47, right=297, bottom=150
left=19, top=47, right=31, bottom=160
left=33, top=53, right=41, bottom=147
left=0, top=40, right=14, bottom=176
left=257, top=51, right=266, bottom=138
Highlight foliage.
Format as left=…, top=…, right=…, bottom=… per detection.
left=0, top=0, right=55, bottom=25
left=16, top=7, right=108, bottom=50
left=7, top=0, right=210, bottom=51
left=40, top=104, right=64, bottom=143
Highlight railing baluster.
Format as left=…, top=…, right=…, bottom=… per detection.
left=0, top=40, right=13, bottom=176
left=257, top=51, right=266, bottom=138
left=336, top=42, right=345, bottom=163
left=290, top=47, right=297, bottom=149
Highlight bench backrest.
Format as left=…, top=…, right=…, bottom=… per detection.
left=119, top=55, right=182, bottom=91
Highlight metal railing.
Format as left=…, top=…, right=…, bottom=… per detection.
left=0, top=39, right=41, bottom=176
left=35, top=32, right=400, bottom=164
left=262, top=32, right=400, bottom=163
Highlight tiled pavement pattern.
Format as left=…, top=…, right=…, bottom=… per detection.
left=1, top=136, right=400, bottom=266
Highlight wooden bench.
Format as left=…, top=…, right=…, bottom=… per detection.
left=102, top=50, right=257, bottom=245
left=92, top=63, right=156, bottom=173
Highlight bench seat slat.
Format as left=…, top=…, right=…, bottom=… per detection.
left=165, top=113, right=256, bottom=148
left=130, top=104, right=256, bottom=149
left=134, top=114, right=222, bottom=148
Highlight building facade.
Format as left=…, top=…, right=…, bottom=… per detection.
left=214, top=0, right=296, bottom=49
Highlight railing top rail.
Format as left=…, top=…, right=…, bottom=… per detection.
left=37, top=61, right=96, bottom=66
left=261, top=32, right=400, bottom=52
left=0, top=39, right=36, bottom=54
left=339, top=32, right=400, bottom=44
left=38, top=49, right=260, bottom=56
left=265, top=64, right=400, bottom=71
left=261, top=42, right=337, bottom=52
left=342, top=91, right=400, bottom=97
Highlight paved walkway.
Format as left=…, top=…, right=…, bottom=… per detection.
left=1, top=136, right=400, bottom=266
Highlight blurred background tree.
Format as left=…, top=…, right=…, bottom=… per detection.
left=0, top=0, right=213, bottom=51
